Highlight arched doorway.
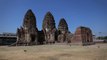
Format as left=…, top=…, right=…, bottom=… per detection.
left=30, top=34, right=35, bottom=42
left=87, top=33, right=90, bottom=42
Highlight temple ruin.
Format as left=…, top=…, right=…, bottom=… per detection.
left=71, top=26, right=93, bottom=45
left=58, top=18, right=69, bottom=43
left=15, top=9, right=93, bottom=46
left=16, top=9, right=38, bottom=45
left=42, top=12, right=57, bottom=44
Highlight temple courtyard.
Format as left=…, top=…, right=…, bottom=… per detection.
left=0, top=43, right=107, bottom=60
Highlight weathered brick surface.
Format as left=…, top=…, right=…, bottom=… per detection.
left=71, top=26, right=93, bottom=45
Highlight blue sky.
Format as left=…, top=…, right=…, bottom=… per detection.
left=0, top=0, right=107, bottom=36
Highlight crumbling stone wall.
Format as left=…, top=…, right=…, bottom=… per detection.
left=71, top=26, right=93, bottom=45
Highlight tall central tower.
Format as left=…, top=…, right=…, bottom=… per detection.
left=42, top=12, right=56, bottom=44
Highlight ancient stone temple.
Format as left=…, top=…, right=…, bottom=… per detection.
left=42, top=12, right=56, bottom=44
left=15, top=9, right=38, bottom=45
left=71, top=26, right=93, bottom=45
left=58, top=18, right=69, bottom=43
left=11, top=9, right=94, bottom=46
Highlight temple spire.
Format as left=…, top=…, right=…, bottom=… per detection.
left=23, top=9, right=36, bottom=29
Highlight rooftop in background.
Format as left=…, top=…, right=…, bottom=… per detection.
left=0, top=32, right=16, bottom=37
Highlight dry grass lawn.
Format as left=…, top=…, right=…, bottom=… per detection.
left=0, top=43, right=107, bottom=60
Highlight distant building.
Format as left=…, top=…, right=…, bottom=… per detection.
left=0, top=33, right=16, bottom=45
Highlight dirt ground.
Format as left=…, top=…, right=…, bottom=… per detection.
left=0, top=43, right=107, bottom=60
